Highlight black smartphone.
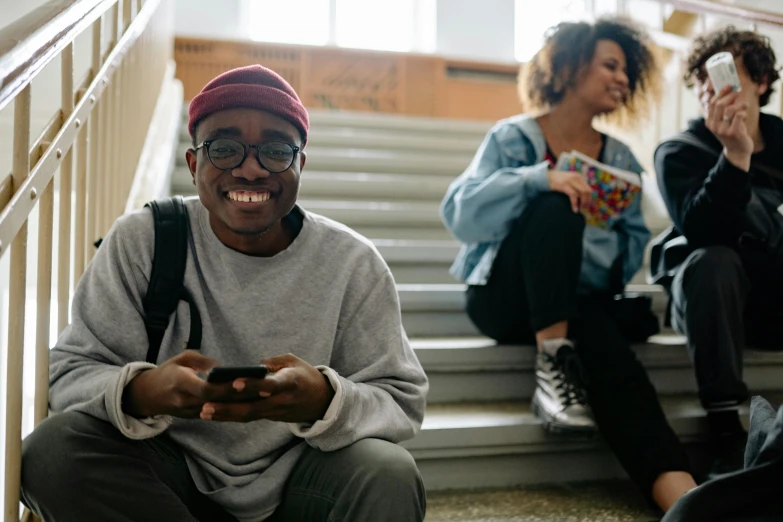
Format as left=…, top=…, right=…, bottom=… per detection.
left=206, top=365, right=269, bottom=384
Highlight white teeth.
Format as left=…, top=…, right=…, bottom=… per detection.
left=227, top=191, right=270, bottom=202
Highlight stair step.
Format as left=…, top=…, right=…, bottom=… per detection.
left=306, top=109, right=493, bottom=136
left=399, top=284, right=667, bottom=338
left=307, top=127, right=483, bottom=152
left=400, top=395, right=768, bottom=490
left=300, top=199, right=443, bottom=227
left=403, top=311, right=482, bottom=337
left=303, top=147, right=472, bottom=176
left=373, top=239, right=458, bottom=263
left=354, top=226, right=454, bottom=241
left=373, top=239, right=458, bottom=284
left=178, top=123, right=485, bottom=151
left=371, top=239, right=657, bottom=285
left=411, top=335, right=783, bottom=402
left=301, top=171, right=451, bottom=201
left=178, top=105, right=492, bottom=135
left=387, top=265, right=454, bottom=284
left=398, top=283, right=667, bottom=313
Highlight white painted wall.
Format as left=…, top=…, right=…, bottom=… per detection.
left=173, top=0, right=243, bottom=40
left=0, top=0, right=49, bottom=28
left=436, top=0, right=516, bottom=62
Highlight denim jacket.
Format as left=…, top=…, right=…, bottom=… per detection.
left=440, top=114, right=651, bottom=291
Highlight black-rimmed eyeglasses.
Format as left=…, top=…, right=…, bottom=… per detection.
left=195, top=138, right=300, bottom=173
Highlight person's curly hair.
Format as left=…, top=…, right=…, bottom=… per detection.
left=519, top=17, right=661, bottom=125
left=684, top=26, right=780, bottom=107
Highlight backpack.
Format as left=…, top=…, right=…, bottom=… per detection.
left=141, top=196, right=202, bottom=363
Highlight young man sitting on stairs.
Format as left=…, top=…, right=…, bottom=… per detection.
left=19, top=64, right=428, bottom=522
left=654, top=26, right=783, bottom=480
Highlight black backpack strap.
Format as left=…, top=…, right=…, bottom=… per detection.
left=142, top=196, right=201, bottom=364
left=661, top=132, right=721, bottom=157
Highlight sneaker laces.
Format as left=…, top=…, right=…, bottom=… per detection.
left=544, top=347, right=589, bottom=408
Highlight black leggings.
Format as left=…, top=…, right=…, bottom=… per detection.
left=466, top=192, right=691, bottom=500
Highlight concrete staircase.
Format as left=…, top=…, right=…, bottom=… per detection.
left=170, top=108, right=783, bottom=491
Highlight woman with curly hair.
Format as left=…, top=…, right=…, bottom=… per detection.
left=440, top=17, right=696, bottom=510
left=654, top=26, right=783, bottom=481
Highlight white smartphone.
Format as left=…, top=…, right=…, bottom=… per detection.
left=706, top=51, right=742, bottom=93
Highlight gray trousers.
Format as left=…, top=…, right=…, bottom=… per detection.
left=20, top=412, right=426, bottom=522
left=670, top=245, right=783, bottom=410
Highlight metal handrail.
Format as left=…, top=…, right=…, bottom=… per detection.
left=0, top=0, right=114, bottom=113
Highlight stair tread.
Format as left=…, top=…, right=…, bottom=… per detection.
left=179, top=105, right=494, bottom=134
left=398, top=283, right=667, bottom=312
left=297, top=199, right=443, bottom=227
left=303, top=171, right=452, bottom=184
left=421, top=395, right=710, bottom=430
left=306, top=127, right=483, bottom=151
left=398, top=283, right=665, bottom=292
left=306, top=108, right=494, bottom=134
left=404, top=393, right=783, bottom=456
left=300, top=199, right=439, bottom=210
left=410, top=334, right=783, bottom=370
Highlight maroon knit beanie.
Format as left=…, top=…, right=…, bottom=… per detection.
left=188, top=64, right=309, bottom=146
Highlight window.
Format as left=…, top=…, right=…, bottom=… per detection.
left=246, top=0, right=436, bottom=53
left=247, top=0, right=330, bottom=46
left=515, top=0, right=586, bottom=62
left=337, top=0, right=416, bottom=52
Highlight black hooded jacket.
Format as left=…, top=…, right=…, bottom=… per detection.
left=654, top=113, right=783, bottom=249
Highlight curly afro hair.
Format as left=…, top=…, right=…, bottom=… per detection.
left=519, top=16, right=661, bottom=125
left=684, top=26, right=780, bottom=107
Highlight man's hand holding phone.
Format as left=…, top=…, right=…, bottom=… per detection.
left=705, top=85, right=753, bottom=172
left=122, top=351, right=261, bottom=419
left=200, top=353, right=336, bottom=424
left=123, top=351, right=335, bottom=424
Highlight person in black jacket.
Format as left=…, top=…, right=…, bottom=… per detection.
left=654, top=26, right=783, bottom=479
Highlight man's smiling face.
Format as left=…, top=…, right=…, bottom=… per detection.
left=186, top=108, right=306, bottom=250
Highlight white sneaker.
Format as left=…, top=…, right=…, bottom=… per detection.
left=532, top=339, right=595, bottom=434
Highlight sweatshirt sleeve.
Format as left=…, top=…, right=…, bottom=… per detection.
left=48, top=210, right=172, bottom=439
left=287, top=269, right=428, bottom=451
left=654, top=140, right=752, bottom=247
left=440, top=124, right=550, bottom=244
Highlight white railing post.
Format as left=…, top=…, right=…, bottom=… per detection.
left=74, top=116, right=88, bottom=280
left=34, top=176, right=54, bottom=427
left=58, top=43, right=75, bottom=334
left=3, top=85, right=31, bottom=522
left=87, top=18, right=104, bottom=263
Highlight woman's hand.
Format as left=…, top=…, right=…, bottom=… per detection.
left=548, top=170, right=593, bottom=212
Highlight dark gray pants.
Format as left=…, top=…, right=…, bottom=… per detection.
left=20, top=412, right=426, bottom=522
left=670, top=245, right=783, bottom=410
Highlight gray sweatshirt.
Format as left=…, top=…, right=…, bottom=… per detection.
left=48, top=198, right=429, bottom=521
